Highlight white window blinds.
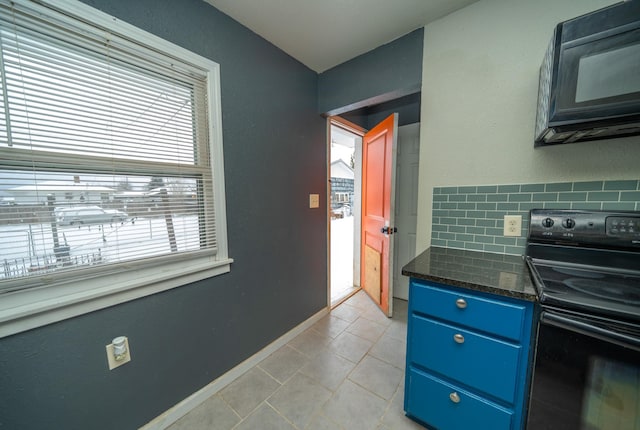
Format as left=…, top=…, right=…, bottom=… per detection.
left=0, top=0, right=224, bottom=293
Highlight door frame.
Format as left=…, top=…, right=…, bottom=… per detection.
left=327, top=116, right=366, bottom=308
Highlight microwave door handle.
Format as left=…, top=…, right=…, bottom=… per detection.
left=541, top=311, right=640, bottom=352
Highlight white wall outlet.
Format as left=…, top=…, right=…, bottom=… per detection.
left=106, top=336, right=131, bottom=370
left=503, top=215, right=522, bottom=237
left=309, top=193, right=319, bottom=208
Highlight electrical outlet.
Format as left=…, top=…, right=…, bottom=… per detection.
left=106, top=337, right=131, bottom=370
left=503, top=215, right=522, bottom=237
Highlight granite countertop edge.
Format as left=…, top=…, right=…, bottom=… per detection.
left=401, top=246, right=538, bottom=302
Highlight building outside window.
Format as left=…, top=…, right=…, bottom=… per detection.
left=330, top=159, right=354, bottom=218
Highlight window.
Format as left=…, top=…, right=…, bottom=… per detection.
left=334, top=192, right=350, bottom=203
left=0, top=0, right=231, bottom=337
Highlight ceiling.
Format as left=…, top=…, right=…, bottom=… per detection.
left=204, top=0, right=479, bottom=73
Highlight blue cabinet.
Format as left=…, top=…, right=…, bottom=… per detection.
left=404, top=279, right=534, bottom=430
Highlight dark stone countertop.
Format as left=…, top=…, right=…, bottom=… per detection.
left=402, top=247, right=538, bottom=302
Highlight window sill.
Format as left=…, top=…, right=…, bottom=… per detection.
left=0, top=256, right=233, bottom=338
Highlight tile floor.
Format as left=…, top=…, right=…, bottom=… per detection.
left=167, top=290, right=424, bottom=430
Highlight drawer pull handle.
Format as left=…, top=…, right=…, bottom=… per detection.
left=449, top=392, right=461, bottom=403
left=454, top=334, right=465, bottom=344
left=456, top=298, right=467, bottom=309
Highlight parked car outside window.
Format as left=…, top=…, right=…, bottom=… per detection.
left=331, top=204, right=351, bottom=219
left=56, top=206, right=128, bottom=226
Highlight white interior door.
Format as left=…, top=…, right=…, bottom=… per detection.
left=393, top=123, right=420, bottom=300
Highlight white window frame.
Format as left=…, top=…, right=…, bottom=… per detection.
left=334, top=192, right=350, bottom=203
left=0, top=0, right=232, bottom=338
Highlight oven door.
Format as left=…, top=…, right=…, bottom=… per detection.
left=527, top=310, right=640, bottom=430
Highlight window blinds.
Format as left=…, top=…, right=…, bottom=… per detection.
left=0, top=0, right=218, bottom=291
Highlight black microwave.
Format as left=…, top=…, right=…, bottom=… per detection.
left=534, top=1, right=640, bottom=146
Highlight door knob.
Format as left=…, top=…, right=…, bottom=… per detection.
left=381, top=226, right=398, bottom=235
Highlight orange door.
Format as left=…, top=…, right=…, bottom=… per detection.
left=360, top=113, right=398, bottom=316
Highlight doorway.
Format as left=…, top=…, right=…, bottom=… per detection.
left=328, top=117, right=420, bottom=308
left=329, top=121, right=362, bottom=306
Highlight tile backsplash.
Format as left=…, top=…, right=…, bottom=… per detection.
left=431, top=180, right=640, bottom=256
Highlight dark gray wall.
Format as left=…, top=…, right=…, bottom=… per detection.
left=342, top=93, right=422, bottom=129
left=318, top=28, right=424, bottom=116
left=0, top=1, right=326, bottom=429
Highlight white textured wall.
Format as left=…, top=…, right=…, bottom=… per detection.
left=416, top=0, right=640, bottom=252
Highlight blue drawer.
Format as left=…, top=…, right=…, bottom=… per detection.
left=406, top=368, right=513, bottom=430
left=409, top=314, right=521, bottom=404
left=410, top=280, right=527, bottom=342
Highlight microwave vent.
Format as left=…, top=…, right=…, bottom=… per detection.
left=534, top=31, right=556, bottom=143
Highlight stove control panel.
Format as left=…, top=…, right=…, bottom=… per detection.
left=607, top=216, right=638, bottom=236
left=528, top=209, right=640, bottom=248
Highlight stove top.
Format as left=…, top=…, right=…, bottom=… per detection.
left=526, top=209, right=640, bottom=324
left=527, top=258, right=640, bottom=323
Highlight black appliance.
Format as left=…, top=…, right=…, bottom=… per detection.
left=525, top=209, right=640, bottom=429
left=535, top=1, right=640, bottom=146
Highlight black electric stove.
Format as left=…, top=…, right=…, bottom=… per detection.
left=525, top=209, right=640, bottom=430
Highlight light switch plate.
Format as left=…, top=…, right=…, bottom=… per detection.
left=309, top=194, right=319, bottom=208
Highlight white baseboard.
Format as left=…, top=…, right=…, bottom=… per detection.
left=139, top=306, right=330, bottom=429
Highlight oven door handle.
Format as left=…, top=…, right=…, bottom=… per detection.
left=541, top=311, right=640, bottom=352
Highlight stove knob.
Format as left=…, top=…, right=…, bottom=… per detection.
left=542, top=218, right=554, bottom=228
left=562, top=218, right=575, bottom=229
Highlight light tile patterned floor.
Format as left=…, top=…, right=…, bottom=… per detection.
left=167, top=290, right=424, bottom=430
